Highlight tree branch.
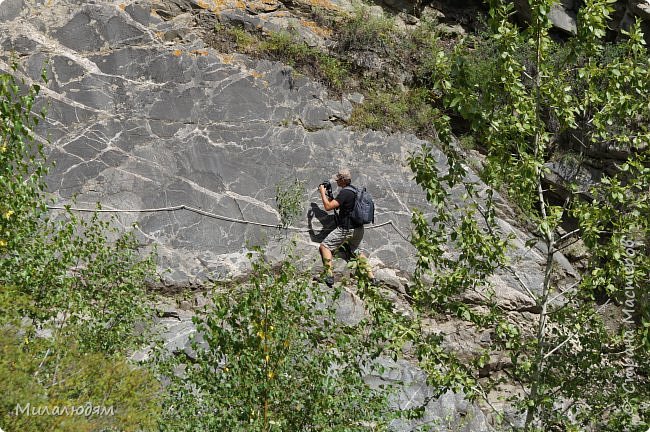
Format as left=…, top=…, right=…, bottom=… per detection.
left=505, top=266, right=539, bottom=303
left=557, top=228, right=580, bottom=244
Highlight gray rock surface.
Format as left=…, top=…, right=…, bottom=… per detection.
left=0, top=0, right=23, bottom=21
left=548, top=2, right=578, bottom=34
left=0, top=0, right=423, bottom=286
left=630, top=0, right=650, bottom=16
left=0, top=0, right=549, bottom=296
left=367, top=358, right=493, bottom=431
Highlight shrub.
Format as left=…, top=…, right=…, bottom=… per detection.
left=0, top=330, right=162, bottom=432
left=0, top=65, right=160, bottom=430
left=275, top=178, right=306, bottom=229
left=158, top=253, right=394, bottom=431
left=349, top=87, right=443, bottom=137
left=261, top=30, right=350, bottom=91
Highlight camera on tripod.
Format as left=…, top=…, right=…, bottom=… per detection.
left=319, top=180, right=333, bottom=199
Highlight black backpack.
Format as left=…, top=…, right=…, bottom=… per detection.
left=344, top=185, right=375, bottom=226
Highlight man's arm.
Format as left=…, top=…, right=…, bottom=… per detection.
left=319, top=185, right=340, bottom=211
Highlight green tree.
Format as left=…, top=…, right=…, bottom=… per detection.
left=0, top=67, right=162, bottom=429
left=409, top=0, right=649, bottom=430
left=158, top=251, right=395, bottom=431
left=0, top=65, right=155, bottom=352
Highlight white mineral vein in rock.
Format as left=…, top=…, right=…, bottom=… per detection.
left=0, top=58, right=106, bottom=115
left=112, top=167, right=159, bottom=185
left=3, top=21, right=167, bottom=88
left=223, top=190, right=279, bottom=217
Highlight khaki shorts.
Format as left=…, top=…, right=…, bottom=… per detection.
left=322, top=226, right=364, bottom=256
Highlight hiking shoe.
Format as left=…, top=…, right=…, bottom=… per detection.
left=322, top=275, right=334, bottom=287
left=313, top=275, right=334, bottom=287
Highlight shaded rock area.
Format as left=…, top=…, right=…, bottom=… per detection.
left=513, top=0, right=578, bottom=34
left=385, top=0, right=650, bottom=44
left=515, top=0, right=650, bottom=43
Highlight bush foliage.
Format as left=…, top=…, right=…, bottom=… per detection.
left=409, top=0, right=649, bottom=430
left=158, top=252, right=395, bottom=431
left=0, top=66, right=161, bottom=430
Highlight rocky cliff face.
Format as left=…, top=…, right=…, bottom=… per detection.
left=1, top=0, right=421, bottom=284
left=0, top=0, right=581, bottom=429
left=0, top=0, right=566, bottom=286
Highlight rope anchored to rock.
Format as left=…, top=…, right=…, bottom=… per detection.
left=46, top=204, right=411, bottom=242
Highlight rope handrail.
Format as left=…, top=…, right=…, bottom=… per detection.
left=46, top=204, right=411, bottom=242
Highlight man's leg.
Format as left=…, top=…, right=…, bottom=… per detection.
left=318, top=228, right=347, bottom=287
left=319, top=243, right=334, bottom=276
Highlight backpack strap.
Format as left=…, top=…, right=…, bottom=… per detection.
left=340, top=185, right=357, bottom=228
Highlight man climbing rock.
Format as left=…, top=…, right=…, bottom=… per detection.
left=317, top=168, right=375, bottom=287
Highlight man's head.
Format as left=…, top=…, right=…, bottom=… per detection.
left=333, top=168, right=352, bottom=186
